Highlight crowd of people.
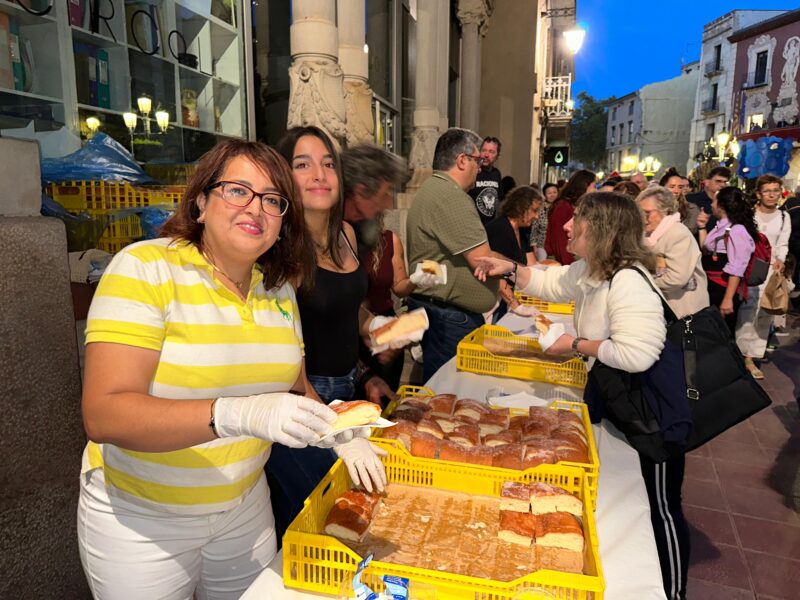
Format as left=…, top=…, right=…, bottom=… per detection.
left=77, top=125, right=797, bottom=600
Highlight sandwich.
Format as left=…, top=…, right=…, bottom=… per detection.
left=371, top=310, right=428, bottom=346
left=421, top=260, right=443, bottom=277
left=534, top=314, right=553, bottom=336
left=331, top=400, right=382, bottom=431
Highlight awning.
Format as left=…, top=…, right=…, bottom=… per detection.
left=736, top=126, right=800, bottom=143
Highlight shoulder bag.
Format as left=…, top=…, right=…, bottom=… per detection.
left=584, top=266, right=772, bottom=462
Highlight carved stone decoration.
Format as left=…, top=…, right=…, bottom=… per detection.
left=406, top=127, right=439, bottom=193
left=343, top=80, right=374, bottom=146
left=457, top=0, right=494, bottom=35
left=774, top=36, right=800, bottom=124
left=745, top=88, right=773, bottom=125
left=287, top=59, right=348, bottom=146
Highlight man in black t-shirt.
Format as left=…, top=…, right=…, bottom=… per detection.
left=469, top=136, right=503, bottom=225
left=687, top=165, right=731, bottom=233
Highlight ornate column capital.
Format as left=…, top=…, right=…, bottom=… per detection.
left=457, top=0, right=494, bottom=36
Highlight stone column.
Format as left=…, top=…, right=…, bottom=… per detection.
left=287, top=0, right=347, bottom=146
left=435, top=0, right=451, bottom=132
left=337, top=0, right=374, bottom=145
left=457, top=0, right=493, bottom=132
left=405, top=0, right=447, bottom=196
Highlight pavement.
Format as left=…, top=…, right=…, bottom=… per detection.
left=682, top=315, right=800, bottom=599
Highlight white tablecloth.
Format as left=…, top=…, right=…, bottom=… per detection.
left=245, top=311, right=667, bottom=600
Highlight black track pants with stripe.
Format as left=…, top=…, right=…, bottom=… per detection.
left=639, top=453, right=690, bottom=600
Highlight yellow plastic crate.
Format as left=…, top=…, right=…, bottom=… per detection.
left=46, top=181, right=185, bottom=211
left=283, top=449, right=604, bottom=599
left=97, top=237, right=135, bottom=254
left=104, top=214, right=143, bottom=239
left=514, top=291, right=575, bottom=314
left=457, top=325, right=587, bottom=388
left=377, top=386, right=599, bottom=508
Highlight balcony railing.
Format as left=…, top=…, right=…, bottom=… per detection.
left=742, top=71, right=768, bottom=89
left=542, top=74, right=573, bottom=121
left=704, top=61, right=723, bottom=77
left=701, top=99, right=722, bottom=114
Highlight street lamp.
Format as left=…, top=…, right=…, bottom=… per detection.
left=637, top=155, right=662, bottom=179
left=703, top=130, right=739, bottom=165
left=563, top=26, right=586, bottom=54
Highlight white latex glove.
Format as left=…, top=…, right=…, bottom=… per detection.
left=311, top=424, right=372, bottom=448
left=335, top=438, right=389, bottom=493
left=409, top=270, right=439, bottom=289
left=214, top=393, right=336, bottom=448
left=368, top=315, right=393, bottom=333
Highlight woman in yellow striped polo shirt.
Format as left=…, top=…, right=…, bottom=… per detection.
left=77, top=140, right=387, bottom=599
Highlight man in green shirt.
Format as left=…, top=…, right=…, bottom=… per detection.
left=407, top=127, right=502, bottom=380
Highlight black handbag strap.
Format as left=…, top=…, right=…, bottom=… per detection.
left=610, top=266, right=699, bottom=400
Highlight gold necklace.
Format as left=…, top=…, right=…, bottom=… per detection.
left=203, top=252, right=249, bottom=291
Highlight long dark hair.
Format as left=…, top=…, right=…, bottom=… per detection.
left=276, top=126, right=346, bottom=272
left=554, top=169, right=596, bottom=208
left=716, top=186, right=759, bottom=242
left=160, top=139, right=309, bottom=291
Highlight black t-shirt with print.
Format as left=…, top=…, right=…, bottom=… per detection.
left=469, top=166, right=502, bottom=225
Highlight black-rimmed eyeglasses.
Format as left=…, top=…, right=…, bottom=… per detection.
left=206, top=181, right=290, bottom=217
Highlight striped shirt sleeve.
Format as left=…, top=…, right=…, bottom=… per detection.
left=86, top=247, right=167, bottom=351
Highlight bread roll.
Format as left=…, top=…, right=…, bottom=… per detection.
left=439, top=439, right=470, bottom=463
left=393, top=408, right=426, bottom=424
left=483, top=431, right=516, bottom=447
left=417, top=418, right=445, bottom=439
left=508, top=415, right=528, bottom=431
left=331, top=401, right=381, bottom=431
left=410, top=432, right=440, bottom=458
left=557, top=409, right=584, bottom=429
left=522, top=420, right=554, bottom=439
left=534, top=512, right=584, bottom=553
left=492, top=443, right=524, bottom=470
left=381, top=419, right=416, bottom=450
left=421, top=260, right=443, bottom=277
left=537, top=545, right=584, bottom=574
left=522, top=445, right=557, bottom=469
left=324, top=505, right=370, bottom=541
left=428, top=394, right=457, bottom=416
left=500, top=482, right=531, bottom=512
left=498, top=511, right=535, bottom=547
left=433, top=417, right=460, bottom=434
left=448, top=424, right=480, bottom=447
left=554, top=444, right=589, bottom=464
left=528, top=407, right=561, bottom=429
left=394, top=398, right=431, bottom=413
left=372, top=310, right=428, bottom=346
left=535, top=314, right=553, bottom=335
left=453, top=399, right=490, bottom=422
left=529, top=483, right=583, bottom=518
left=463, top=446, right=494, bottom=466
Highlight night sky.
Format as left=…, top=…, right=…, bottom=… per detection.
left=573, top=1, right=800, bottom=102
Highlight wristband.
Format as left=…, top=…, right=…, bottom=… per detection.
left=209, top=398, right=219, bottom=438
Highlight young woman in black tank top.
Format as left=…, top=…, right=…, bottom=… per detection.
left=266, top=126, right=389, bottom=542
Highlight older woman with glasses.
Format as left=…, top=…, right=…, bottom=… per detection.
left=638, top=186, right=709, bottom=318
left=77, top=140, right=369, bottom=598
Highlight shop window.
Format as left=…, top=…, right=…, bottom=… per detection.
left=367, top=0, right=394, bottom=101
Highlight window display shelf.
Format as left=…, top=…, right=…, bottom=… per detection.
left=0, top=0, right=250, bottom=163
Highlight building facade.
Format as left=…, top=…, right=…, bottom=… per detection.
left=605, top=92, right=642, bottom=176
left=638, top=62, right=700, bottom=177
left=688, top=10, right=786, bottom=170
left=730, top=9, right=800, bottom=190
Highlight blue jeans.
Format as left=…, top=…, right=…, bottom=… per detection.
left=263, top=368, right=355, bottom=545
left=307, top=368, right=356, bottom=404
left=408, top=296, right=485, bottom=382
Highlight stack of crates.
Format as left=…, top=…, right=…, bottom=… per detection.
left=47, top=181, right=185, bottom=253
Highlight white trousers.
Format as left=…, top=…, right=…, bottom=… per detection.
left=77, top=469, right=276, bottom=600
left=735, top=285, right=774, bottom=359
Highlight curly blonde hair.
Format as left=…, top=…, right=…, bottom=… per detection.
left=573, top=192, right=656, bottom=281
